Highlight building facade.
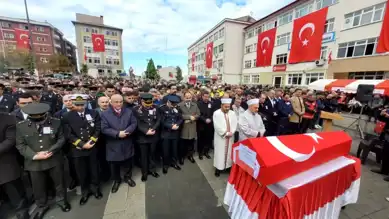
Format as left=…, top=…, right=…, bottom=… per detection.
left=187, top=16, right=256, bottom=84
left=72, top=13, right=124, bottom=78
left=157, top=66, right=177, bottom=81
left=242, top=0, right=389, bottom=87
left=0, top=16, right=77, bottom=72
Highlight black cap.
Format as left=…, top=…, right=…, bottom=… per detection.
left=140, top=93, right=153, bottom=100
left=23, top=103, right=50, bottom=115
left=167, top=95, right=180, bottom=103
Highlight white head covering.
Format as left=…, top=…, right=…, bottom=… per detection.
left=221, top=98, right=232, bottom=104
left=247, top=98, right=259, bottom=106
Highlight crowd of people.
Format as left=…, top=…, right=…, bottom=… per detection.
left=0, top=76, right=387, bottom=219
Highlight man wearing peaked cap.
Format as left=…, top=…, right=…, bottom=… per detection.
left=62, top=94, right=102, bottom=206
left=15, top=103, right=71, bottom=218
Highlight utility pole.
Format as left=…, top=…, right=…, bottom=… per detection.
left=24, top=0, right=36, bottom=73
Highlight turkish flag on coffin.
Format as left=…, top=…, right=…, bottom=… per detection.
left=205, top=42, right=213, bottom=69
left=289, top=7, right=328, bottom=63
left=256, top=28, right=276, bottom=67
left=14, top=29, right=30, bottom=49
left=377, top=0, right=389, bottom=53
left=232, top=131, right=352, bottom=186
left=92, top=34, right=105, bottom=52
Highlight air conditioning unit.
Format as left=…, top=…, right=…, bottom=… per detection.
left=315, top=59, right=325, bottom=66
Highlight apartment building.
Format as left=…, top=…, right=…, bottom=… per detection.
left=242, top=0, right=389, bottom=86
left=187, top=16, right=256, bottom=84
left=0, top=16, right=77, bottom=72
left=72, top=13, right=124, bottom=78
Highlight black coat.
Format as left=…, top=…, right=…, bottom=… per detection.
left=133, top=105, right=161, bottom=144
left=159, top=105, right=183, bottom=139
left=263, top=98, right=278, bottom=121
left=0, top=113, right=21, bottom=185
left=62, top=109, right=101, bottom=158
left=196, top=100, right=214, bottom=132
left=0, top=95, right=16, bottom=113
left=11, top=108, right=25, bottom=122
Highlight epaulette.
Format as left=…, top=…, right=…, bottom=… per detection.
left=51, top=117, right=60, bottom=121
left=159, top=104, right=166, bottom=108
left=17, top=120, right=28, bottom=125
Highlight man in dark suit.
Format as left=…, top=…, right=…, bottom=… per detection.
left=0, top=83, right=16, bottom=113
left=53, top=95, right=73, bottom=119
left=263, top=90, right=278, bottom=136
left=62, top=94, right=102, bottom=206
left=196, top=91, right=213, bottom=160
left=15, top=103, right=71, bottom=219
left=0, top=113, right=29, bottom=219
left=12, top=92, right=34, bottom=122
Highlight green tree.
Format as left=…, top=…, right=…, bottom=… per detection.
left=25, top=54, right=35, bottom=74
left=145, top=59, right=159, bottom=81
left=80, top=64, right=88, bottom=75
left=48, top=54, right=73, bottom=73
left=0, top=56, right=8, bottom=73
left=175, top=66, right=183, bottom=82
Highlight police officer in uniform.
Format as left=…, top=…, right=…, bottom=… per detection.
left=160, top=95, right=183, bottom=174
left=15, top=103, right=71, bottom=219
left=0, top=83, right=16, bottom=113
left=62, top=95, right=102, bottom=205
left=133, top=93, right=161, bottom=182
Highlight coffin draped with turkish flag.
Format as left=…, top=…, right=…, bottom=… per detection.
left=232, top=131, right=352, bottom=186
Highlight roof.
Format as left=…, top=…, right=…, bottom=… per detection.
left=244, top=0, right=308, bottom=30
left=71, top=20, right=123, bottom=31
left=0, top=16, right=52, bottom=27
left=188, top=16, right=255, bottom=49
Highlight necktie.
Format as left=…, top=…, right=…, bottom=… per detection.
left=80, top=113, right=85, bottom=120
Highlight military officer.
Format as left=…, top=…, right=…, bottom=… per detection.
left=15, top=103, right=71, bottom=219
left=159, top=95, right=183, bottom=174
left=133, top=93, right=161, bottom=182
left=0, top=83, right=16, bottom=113
left=62, top=94, right=102, bottom=206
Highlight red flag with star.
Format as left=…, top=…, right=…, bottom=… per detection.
left=289, top=7, right=328, bottom=63
left=256, top=28, right=276, bottom=67
left=14, top=29, right=30, bottom=49
left=92, top=33, right=105, bottom=52
left=191, top=52, right=196, bottom=71
left=205, top=42, right=213, bottom=69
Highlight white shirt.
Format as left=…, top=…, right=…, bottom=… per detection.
left=21, top=110, right=28, bottom=120
left=0, top=96, right=3, bottom=102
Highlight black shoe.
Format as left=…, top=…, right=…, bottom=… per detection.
left=199, top=155, right=203, bottom=160
left=188, top=156, right=195, bottom=163
left=171, top=163, right=181, bottom=170
left=179, top=159, right=184, bottom=165
left=15, top=209, right=29, bottom=219
left=79, top=194, right=91, bottom=206
left=163, top=167, right=168, bottom=174
left=68, top=180, right=77, bottom=191
left=371, top=169, right=385, bottom=174
left=215, top=169, right=221, bottom=177
left=94, top=189, right=103, bottom=199
left=141, top=175, right=147, bottom=182
left=125, top=178, right=136, bottom=187
left=111, top=181, right=121, bottom=193
left=34, top=206, right=50, bottom=219
left=205, top=153, right=211, bottom=159
left=58, top=202, right=71, bottom=212
left=149, top=171, right=160, bottom=178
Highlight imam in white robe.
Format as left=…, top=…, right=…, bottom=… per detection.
left=239, top=110, right=266, bottom=141
left=213, top=109, right=238, bottom=170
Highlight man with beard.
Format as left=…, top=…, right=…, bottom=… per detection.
left=12, top=93, right=34, bottom=122
left=16, top=103, right=71, bottom=219
left=239, top=98, right=266, bottom=141
left=212, top=98, right=237, bottom=177
left=196, top=91, right=213, bottom=160
left=162, top=84, right=181, bottom=104
left=124, top=91, right=139, bottom=110
left=133, top=93, right=161, bottom=181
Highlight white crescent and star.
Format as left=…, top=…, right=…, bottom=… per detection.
left=20, top=34, right=28, bottom=45
left=266, top=133, right=322, bottom=162
left=207, top=45, right=212, bottom=58
left=298, top=22, right=315, bottom=46
left=95, top=37, right=102, bottom=46
left=261, top=37, right=270, bottom=54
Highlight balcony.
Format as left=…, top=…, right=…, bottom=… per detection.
left=54, top=34, right=60, bottom=40
left=54, top=43, right=61, bottom=48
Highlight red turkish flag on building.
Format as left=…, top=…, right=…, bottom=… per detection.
left=191, top=52, right=196, bottom=71
left=84, top=48, right=87, bottom=63
left=289, top=7, right=328, bottom=63
left=256, top=28, right=276, bottom=67
left=377, top=1, right=389, bottom=53
left=205, top=42, right=213, bottom=68
left=92, top=34, right=105, bottom=52
left=14, top=29, right=30, bottom=49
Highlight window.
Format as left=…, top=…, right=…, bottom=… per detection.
left=37, top=36, right=43, bottom=42
left=112, top=31, right=118, bottom=36
left=276, top=53, right=288, bottom=64
left=324, top=18, right=335, bottom=33
left=39, top=47, right=47, bottom=52
left=254, top=26, right=262, bottom=35
left=19, top=24, right=28, bottom=30
left=4, top=33, right=14, bottom=39
left=316, top=0, right=338, bottom=10
left=247, top=29, right=254, bottom=38
left=243, top=75, right=250, bottom=84
left=106, top=58, right=112, bottom=65
left=91, top=28, right=98, bottom=34
left=94, top=57, right=100, bottom=64
left=112, top=40, right=119, bottom=46
left=245, top=45, right=253, bottom=53
left=35, top=26, right=44, bottom=32
left=344, top=3, right=385, bottom=29
left=244, top=60, right=252, bottom=68
left=276, top=32, right=291, bottom=46
left=305, top=73, right=324, bottom=85
left=214, top=32, right=219, bottom=41
left=219, top=28, right=224, bottom=38
left=213, top=47, right=218, bottom=56
left=88, top=57, right=93, bottom=63
left=348, top=71, right=385, bottom=80
left=105, top=39, right=111, bottom=45
left=278, top=12, right=293, bottom=26
left=209, top=35, right=213, bottom=42
left=320, top=46, right=328, bottom=60
left=219, top=44, right=224, bottom=53
left=1, top=22, right=11, bottom=28
left=251, top=75, right=260, bottom=84
left=213, top=60, right=217, bottom=68
left=295, top=3, right=313, bottom=19
left=114, top=59, right=120, bottom=65
left=265, top=21, right=275, bottom=31
left=85, top=46, right=92, bottom=53
left=200, top=53, right=205, bottom=60
left=337, top=38, right=378, bottom=58
left=253, top=59, right=257, bottom=67
left=218, top=59, right=223, bottom=68
left=253, top=43, right=257, bottom=52
left=84, top=27, right=90, bottom=32
left=288, top=74, right=303, bottom=85
left=83, top=36, right=91, bottom=43
left=40, top=57, right=48, bottom=63
left=205, top=38, right=208, bottom=44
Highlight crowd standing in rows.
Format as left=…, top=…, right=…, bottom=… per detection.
left=0, top=76, right=387, bottom=219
